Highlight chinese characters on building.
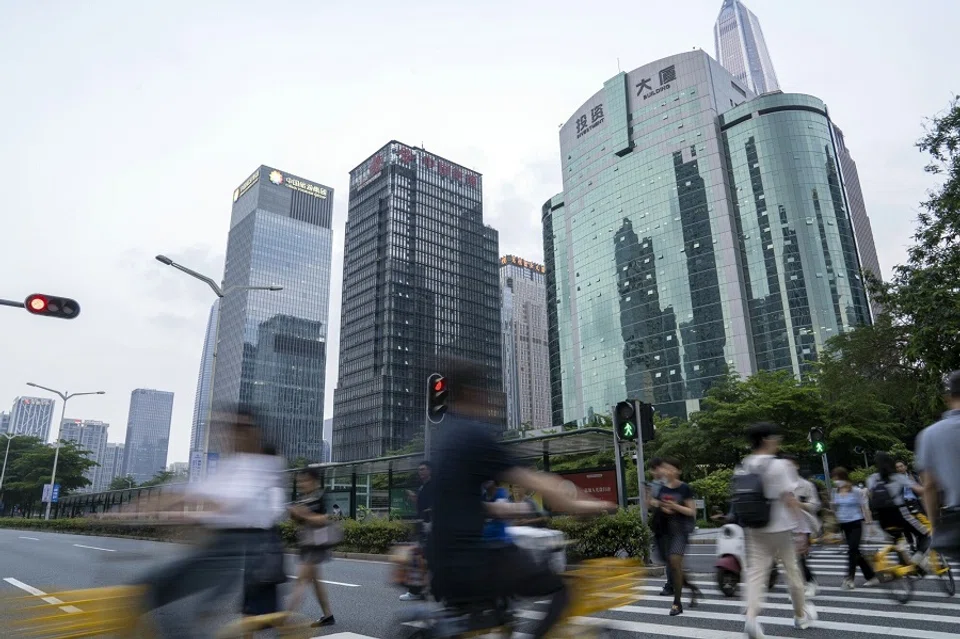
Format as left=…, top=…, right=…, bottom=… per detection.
left=500, top=255, right=546, bottom=274
left=351, top=143, right=481, bottom=190
left=637, top=64, right=676, bottom=100
left=267, top=169, right=328, bottom=198
left=575, top=103, right=605, bottom=139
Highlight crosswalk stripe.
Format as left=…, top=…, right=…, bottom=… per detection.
left=515, top=610, right=762, bottom=638
left=634, top=584, right=960, bottom=612
left=676, top=578, right=957, bottom=600
left=612, top=603, right=959, bottom=638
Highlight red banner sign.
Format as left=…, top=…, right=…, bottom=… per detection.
left=557, top=469, right=619, bottom=504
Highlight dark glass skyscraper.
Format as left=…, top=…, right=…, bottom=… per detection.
left=333, top=141, right=504, bottom=462
left=210, top=166, right=334, bottom=462
left=122, top=389, right=174, bottom=484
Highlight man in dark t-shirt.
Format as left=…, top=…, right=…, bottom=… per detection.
left=425, top=359, right=614, bottom=639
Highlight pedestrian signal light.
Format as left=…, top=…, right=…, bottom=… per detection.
left=614, top=400, right=637, bottom=441
left=24, top=294, right=81, bottom=320
left=808, top=427, right=826, bottom=454
left=427, top=373, right=448, bottom=424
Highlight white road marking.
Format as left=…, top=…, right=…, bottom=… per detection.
left=18, top=536, right=40, bottom=541
left=3, top=577, right=82, bottom=614
left=285, top=575, right=360, bottom=587
left=73, top=543, right=115, bottom=552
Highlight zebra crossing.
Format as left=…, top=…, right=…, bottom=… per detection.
left=320, top=547, right=958, bottom=638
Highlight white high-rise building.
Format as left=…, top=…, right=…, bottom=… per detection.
left=189, top=300, right=219, bottom=480
left=714, top=0, right=780, bottom=95
left=59, top=419, right=109, bottom=493
left=500, top=255, right=551, bottom=431
left=0, top=412, right=9, bottom=435
left=99, top=443, right=125, bottom=491
left=8, top=397, right=56, bottom=441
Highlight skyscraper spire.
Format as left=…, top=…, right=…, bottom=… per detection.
left=714, top=0, right=780, bottom=94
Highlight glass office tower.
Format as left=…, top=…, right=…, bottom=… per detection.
left=714, top=0, right=780, bottom=95
left=210, top=166, right=334, bottom=462
left=545, top=51, right=871, bottom=427
left=122, top=389, right=174, bottom=484
left=333, top=141, right=504, bottom=462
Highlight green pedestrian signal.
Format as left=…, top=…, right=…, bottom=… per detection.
left=808, top=427, right=826, bottom=454
left=614, top=401, right=638, bottom=441
left=814, top=441, right=825, bottom=454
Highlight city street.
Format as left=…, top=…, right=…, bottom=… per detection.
left=1, top=528, right=959, bottom=638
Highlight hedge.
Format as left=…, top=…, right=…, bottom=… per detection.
left=0, top=510, right=652, bottom=563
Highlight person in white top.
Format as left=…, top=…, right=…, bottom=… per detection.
left=741, top=423, right=817, bottom=639
left=125, top=405, right=287, bottom=639
left=768, top=454, right=820, bottom=596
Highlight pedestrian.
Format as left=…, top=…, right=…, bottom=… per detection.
left=916, top=370, right=960, bottom=557
left=831, top=467, right=879, bottom=590
left=400, top=460, right=434, bottom=601
left=649, top=457, right=701, bottom=616
left=768, top=455, right=820, bottom=597
left=647, top=457, right=674, bottom=597
left=896, top=459, right=925, bottom=516
left=868, top=453, right=930, bottom=567
left=737, top=422, right=816, bottom=638
left=287, top=467, right=336, bottom=628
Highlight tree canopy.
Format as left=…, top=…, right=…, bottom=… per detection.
left=0, top=437, right=96, bottom=508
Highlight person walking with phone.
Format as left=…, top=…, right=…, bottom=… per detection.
left=287, top=467, right=336, bottom=628
left=831, top=467, right=879, bottom=590
left=649, top=457, right=701, bottom=616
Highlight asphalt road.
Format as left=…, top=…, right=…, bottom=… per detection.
left=1, top=527, right=959, bottom=638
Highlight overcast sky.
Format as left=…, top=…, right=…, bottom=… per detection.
left=0, top=0, right=954, bottom=465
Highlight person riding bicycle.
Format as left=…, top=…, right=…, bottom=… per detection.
left=425, top=358, right=615, bottom=639
left=867, top=452, right=930, bottom=568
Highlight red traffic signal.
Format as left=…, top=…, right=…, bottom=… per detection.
left=427, top=373, right=448, bottom=423
left=24, top=294, right=81, bottom=320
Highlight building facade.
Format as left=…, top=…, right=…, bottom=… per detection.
left=0, top=412, right=9, bottom=435
left=189, top=300, right=219, bottom=475
left=7, top=397, right=55, bottom=441
left=832, top=125, right=883, bottom=316
left=544, top=51, right=872, bottom=427
left=333, top=141, right=505, bottom=461
left=714, top=0, right=780, bottom=95
left=121, top=389, right=174, bottom=484
left=59, top=419, right=109, bottom=493
left=210, top=166, right=334, bottom=462
left=500, top=255, right=551, bottom=431
left=98, top=443, right=125, bottom=491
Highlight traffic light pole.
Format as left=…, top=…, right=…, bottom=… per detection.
left=611, top=426, right=626, bottom=509
left=636, top=439, right=648, bottom=527
left=821, top=452, right=832, bottom=494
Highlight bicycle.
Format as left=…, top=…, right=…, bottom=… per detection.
left=871, top=512, right=955, bottom=603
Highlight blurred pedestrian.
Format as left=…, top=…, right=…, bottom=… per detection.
left=287, top=467, right=337, bottom=628
left=916, top=370, right=960, bottom=557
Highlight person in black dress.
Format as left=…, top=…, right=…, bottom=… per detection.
left=649, top=457, right=701, bottom=616
left=286, top=467, right=335, bottom=628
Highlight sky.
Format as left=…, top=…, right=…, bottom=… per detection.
left=0, top=0, right=955, bottom=466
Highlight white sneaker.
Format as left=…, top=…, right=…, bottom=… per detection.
left=745, top=617, right=767, bottom=638
left=842, top=578, right=855, bottom=590
left=795, top=602, right=818, bottom=629
left=399, top=592, right=425, bottom=601
left=862, top=577, right=880, bottom=588
left=804, top=581, right=818, bottom=598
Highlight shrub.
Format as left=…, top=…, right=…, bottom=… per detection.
left=689, top=468, right=734, bottom=515
left=549, top=507, right=651, bottom=563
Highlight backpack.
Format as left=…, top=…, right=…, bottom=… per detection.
left=730, top=460, right=772, bottom=528
left=869, top=479, right=897, bottom=517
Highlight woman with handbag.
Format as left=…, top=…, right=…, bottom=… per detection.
left=287, top=467, right=338, bottom=628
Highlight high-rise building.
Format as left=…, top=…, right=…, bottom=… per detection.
left=714, top=0, right=780, bottom=95
left=209, top=166, right=334, bottom=463
left=322, top=418, right=332, bottom=462
left=59, top=419, right=109, bottom=493
left=7, top=397, right=56, bottom=441
left=0, top=412, right=9, bottom=435
left=122, top=389, right=174, bottom=484
left=189, top=300, right=219, bottom=473
left=500, top=255, right=551, bottom=431
left=333, top=141, right=505, bottom=461
left=833, top=125, right=883, bottom=316
left=544, top=51, right=872, bottom=427
left=99, top=443, right=125, bottom=491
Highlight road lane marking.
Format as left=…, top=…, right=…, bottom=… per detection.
left=73, top=543, right=115, bottom=552
left=285, top=575, right=360, bottom=587
left=18, top=536, right=40, bottom=541
left=3, top=578, right=82, bottom=614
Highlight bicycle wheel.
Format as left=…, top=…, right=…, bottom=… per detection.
left=882, top=574, right=915, bottom=604
left=936, top=562, right=956, bottom=597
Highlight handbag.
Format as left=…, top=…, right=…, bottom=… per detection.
left=301, top=520, right=344, bottom=549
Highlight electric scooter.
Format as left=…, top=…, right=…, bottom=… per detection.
left=715, top=522, right=745, bottom=597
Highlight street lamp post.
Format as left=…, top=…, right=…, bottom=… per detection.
left=155, top=255, right=281, bottom=478
left=26, top=383, right=105, bottom=520
left=0, top=433, right=17, bottom=494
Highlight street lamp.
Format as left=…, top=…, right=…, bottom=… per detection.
left=154, top=255, right=282, bottom=477
left=26, top=383, right=105, bottom=520
left=0, top=434, right=18, bottom=492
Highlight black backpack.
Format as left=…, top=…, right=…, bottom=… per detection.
left=730, top=461, right=772, bottom=528
left=869, top=480, right=896, bottom=517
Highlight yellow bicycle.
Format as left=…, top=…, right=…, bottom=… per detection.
left=872, top=513, right=955, bottom=604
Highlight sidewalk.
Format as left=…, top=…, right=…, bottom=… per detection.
left=689, top=523, right=888, bottom=544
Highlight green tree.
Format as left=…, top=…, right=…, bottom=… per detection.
left=0, top=438, right=96, bottom=507
left=108, top=475, right=137, bottom=491
left=138, top=470, right=176, bottom=488
left=875, top=97, right=960, bottom=378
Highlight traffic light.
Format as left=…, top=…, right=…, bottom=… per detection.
left=809, top=427, right=826, bottom=454
left=24, top=294, right=80, bottom=320
left=613, top=400, right=637, bottom=441
left=639, top=401, right=656, bottom=443
left=426, top=373, right=448, bottom=423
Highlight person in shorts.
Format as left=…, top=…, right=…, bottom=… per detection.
left=286, top=467, right=335, bottom=628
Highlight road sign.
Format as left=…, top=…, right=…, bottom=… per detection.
left=41, top=483, right=61, bottom=504
left=694, top=499, right=705, bottom=510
